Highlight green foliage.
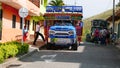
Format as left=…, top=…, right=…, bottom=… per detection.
left=17, top=43, right=29, bottom=55
left=0, top=41, right=29, bottom=64
left=0, top=43, right=2, bottom=45
left=82, top=7, right=120, bottom=41
left=32, top=16, right=44, bottom=22
left=116, top=2, right=120, bottom=7
left=44, top=0, right=48, bottom=7
left=82, top=29, right=91, bottom=41
left=0, top=44, right=18, bottom=59
left=0, top=48, right=4, bottom=63
left=49, top=0, right=65, bottom=6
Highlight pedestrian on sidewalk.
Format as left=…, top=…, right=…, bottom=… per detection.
left=23, top=25, right=28, bottom=42
left=33, top=22, right=45, bottom=45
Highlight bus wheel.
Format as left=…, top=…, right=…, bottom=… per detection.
left=71, top=41, right=78, bottom=50
left=46, top=43, right=52, bottom=50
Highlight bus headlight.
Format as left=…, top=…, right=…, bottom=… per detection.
left=49, top=30, right=55, bottom=35
left=69, top=31, right=74, bottom=35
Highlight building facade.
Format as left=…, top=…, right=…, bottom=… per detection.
left=107, top=8, right=120, bottom=39
left=0, top=0, right=47, bottom=42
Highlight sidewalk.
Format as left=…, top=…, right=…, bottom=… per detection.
left=0, top=38, right=46, bottom=68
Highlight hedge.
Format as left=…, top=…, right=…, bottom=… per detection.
left=0, top=41, right=29, bottom=63
left=0, top=48, right=4, bottom=63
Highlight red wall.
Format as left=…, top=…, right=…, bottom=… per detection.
left=1, top=3, right=30, bottom=42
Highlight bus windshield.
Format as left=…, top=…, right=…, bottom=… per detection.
left=54, top=20, right=73, bottom=26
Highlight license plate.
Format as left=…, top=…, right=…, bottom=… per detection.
left=55, top=38, right=71, bottom=45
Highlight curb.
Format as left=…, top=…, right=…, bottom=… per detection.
left=0, top=46, right=38, bottom=68
left=18, top=49, right=38, bottom=60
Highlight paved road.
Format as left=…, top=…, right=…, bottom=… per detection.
left=5, top=43, right=120, bottom=68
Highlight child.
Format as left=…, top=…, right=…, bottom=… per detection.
left=23, top=26, right=28, bottom=42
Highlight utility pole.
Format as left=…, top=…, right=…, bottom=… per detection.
left=112, top=0, right=115, bottom=33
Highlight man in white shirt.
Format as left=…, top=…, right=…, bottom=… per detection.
left=33, top=22, right=45, bottom=45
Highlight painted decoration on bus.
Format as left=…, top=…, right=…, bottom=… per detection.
left=46, top=6, right=83, bottom=13
left=63, top=6, right=73, bottom=12
left=44, top=16, right=82, bottom=20
left=54, top=6, right=62, bottom=12
left=46, top=6, right=54, bottom=12
left=73, top=6, right=83, bottom=12
left=55, top=16, right=70, bottom=20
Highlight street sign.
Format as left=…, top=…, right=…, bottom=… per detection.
left=18, top=7, right=28, bottom=45
left=19, top=7, right=28, bottom=18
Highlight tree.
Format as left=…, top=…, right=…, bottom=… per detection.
left=32, top=16, right=44, bottom=22
left=49, top=0, right=65, bottom=6
left=116, top=1, right=120, bottom=7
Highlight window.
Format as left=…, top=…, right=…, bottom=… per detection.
left=12, top=15, right=16, bottom=28
left=32, top=20, right=37, bottom=31
left=32, top=20, right=35, bottom=30
left=0, top=9, right=2, bottom=20
left=25, top=19, right=29, bottom=30
left=0, top=9, right=2, bottom=40
left=20, top=18, right=22, bottom=29
left=25, top=19, right=27, bottom=26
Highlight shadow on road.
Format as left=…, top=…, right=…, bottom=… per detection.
left=19, top=42, right=120, bottom=68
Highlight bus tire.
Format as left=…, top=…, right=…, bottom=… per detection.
left=71, top=41, right=78, bottom=50
left=46, top=43, right=52, bottom=50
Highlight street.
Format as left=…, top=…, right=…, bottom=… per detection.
left=5, top=43, right=120, bottom=68
left=0, top=0, right=120, bottom=68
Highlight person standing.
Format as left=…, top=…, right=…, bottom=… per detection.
left=100, top=28, right=107, bottom=45
left=33, top=22, right=45, bottom=45
left=23, top=25, right=28, bottom=42
left=106, top=29, right=110, bottom=45
left=111, top=32, right=117, bottom=44
left=76, top=21, right=82, bottom=45
left=93, top=28, right=100, bottom=44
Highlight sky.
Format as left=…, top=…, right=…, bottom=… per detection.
left=48, top=0, right=119, bottom=19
